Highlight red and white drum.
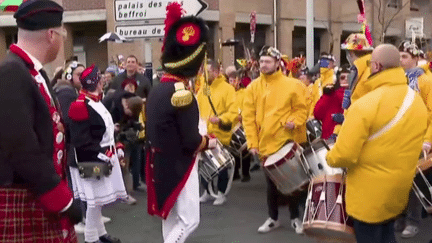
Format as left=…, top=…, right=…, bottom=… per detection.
left=303, top=174, right=355, bottom=243
left=301, top=139, right=343, bottom=177
left=264, top=142, right=310, bottom=195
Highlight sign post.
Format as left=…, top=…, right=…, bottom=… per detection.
left=405, top=17, right=424, bottom=39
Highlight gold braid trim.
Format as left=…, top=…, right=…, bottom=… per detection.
left=164, top=43, right=206, bottom=69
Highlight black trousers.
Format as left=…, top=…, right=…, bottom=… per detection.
left=234, top=153, right=251, bottom=177
left=265, top=173, right=307, bottom=220
left=201, top=168, right=229, bottom=194
left=353, top=219, right=397, bottom=243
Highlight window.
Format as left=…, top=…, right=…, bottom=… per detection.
left=387, top=0, right=400, bottom=8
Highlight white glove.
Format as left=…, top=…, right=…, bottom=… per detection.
left=208, top=138, right=218, bottom=149
left=117, top=149, right=125, bottom=160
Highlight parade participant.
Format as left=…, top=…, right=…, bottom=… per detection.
left=111, top=55, right=152, bottom=99
left=341, top=33, right=373, bottom=108
left=0, top=0, right=82, bottom=241
left=309, top=53, right=336, bottom=116
left=229, top=74, right=253, bottom=182
left=327, top=44, right=428, bottom=243
left=196, top=60, right=236, bottom=205
left=313, top=65, right=349, bottom=140
left=298, top=67, right=314, bottom=118
left=68, top=65, right=127, bottom=243
left=398, top=40, right=432, bottom=238
left=145, top=3, right=216, bottom=243
left=242, top=46, right=308, bottom=234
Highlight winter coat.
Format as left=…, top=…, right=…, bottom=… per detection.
left=196, top=75, right=236, bottom=146
left=326, top=67, right=428, bottom=223
left=242, top=70, right=308, bottom=156
left=313, top=87, right=345, bottom=139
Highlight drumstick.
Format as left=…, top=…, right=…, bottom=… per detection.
left=424, top=150, right=428, bottom=160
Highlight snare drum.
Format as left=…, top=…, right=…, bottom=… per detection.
left=303, top=174, right=355, bottom=243
left=306, top=119, right=322, bottom=142
left=198, top=140, right=235, bottom=182
left=301, top=140, right=343, bottom=177
left=264, top=142, right=310, bottom=195
left=229, top=124, right=248, bottom=156
left=413, top=154, right=432, bottom=214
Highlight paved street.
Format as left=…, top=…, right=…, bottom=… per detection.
left=78, top=170, right=432, bottom=243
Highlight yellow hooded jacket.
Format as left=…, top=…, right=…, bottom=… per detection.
left=243, top=70, right=308, bottom=156
left=228, top=88, right=246, bottom=125
left=293, top=79, right=308, bottom=144
left=196, top=75, right=237, bottom=146
left=326, top=67, right=428, bottom=223
left=310, top=68, right=334, bottom=118
left=350, top=54, right=372, bottom=103
left=417, top=73, right=432, bottom=143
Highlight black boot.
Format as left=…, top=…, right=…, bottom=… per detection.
left=99, top=234, right=121, bottom=243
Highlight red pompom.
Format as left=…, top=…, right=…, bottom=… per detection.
left=116, top=142, right=125, bottom=150
left=68, top=99, right=89, bottom=121
left=162, top=2, right=184, bottom=51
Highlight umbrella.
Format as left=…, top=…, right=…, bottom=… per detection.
left=222, top=39, right=240, bottom=47
left=1, top=0, right=25, bottom=12
left=99, top=32, right=132, bottom=44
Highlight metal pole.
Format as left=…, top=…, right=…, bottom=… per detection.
left=306, top=0, right=314, bottom=69
left=273, top=0, right=277, bottom=48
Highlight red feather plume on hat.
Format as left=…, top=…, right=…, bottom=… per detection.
left=162, top=2, right=184, bottom=51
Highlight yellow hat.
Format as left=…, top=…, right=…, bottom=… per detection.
left=341, top=33, right=373, bottom=51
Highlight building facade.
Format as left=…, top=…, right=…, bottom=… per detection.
left=0, top=0, right=429, bottom=77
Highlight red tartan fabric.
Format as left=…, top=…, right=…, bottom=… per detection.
left=0, top=187, right=77, bottom=243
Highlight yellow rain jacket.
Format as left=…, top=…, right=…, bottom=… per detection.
left=293, top=79, right=308, bottom=144
left=327, top=67, right=428, bottom=223
left=306, top=84, right=314, bottom=118
left=194, top=75, right=204, bottom=94
left=350, top=54, right=372, bottom=103
left=417, top=73, right=432, bottom=143
left=196, top=75, right=236, bottom=146
left=243, top=70, right=308, bottom=156
left=310, top=68, right=334, bottom=117
left=228, top=88, right=246, bottom=125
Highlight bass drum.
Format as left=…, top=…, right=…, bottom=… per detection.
left=303, top=174, right=355, bottom=243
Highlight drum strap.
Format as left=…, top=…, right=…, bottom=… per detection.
left=368, top=87, right=415, bottom=141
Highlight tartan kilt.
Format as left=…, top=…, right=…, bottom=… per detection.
left=0, top=187, right=77, bottom=243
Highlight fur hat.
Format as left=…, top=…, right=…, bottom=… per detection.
left=399, top=40, right=420, bottom=57
left=161, top=2, right=209, bottom=78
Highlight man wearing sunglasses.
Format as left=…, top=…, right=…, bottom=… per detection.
left=327, top=44, right=428, bottom=243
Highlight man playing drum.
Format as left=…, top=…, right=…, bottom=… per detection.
left=327, top=44, right=428, bottom=243
left=242, top=46, right=308, bottom=234
left=196, top=60, right=237, bottom=206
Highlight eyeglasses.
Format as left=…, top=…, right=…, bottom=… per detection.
left=52, top=28, right=67, bottom=40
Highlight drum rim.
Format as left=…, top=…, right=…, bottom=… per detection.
left=303, top=222, right=355, bottom=240
left=264, top=142, right=298, bottom=167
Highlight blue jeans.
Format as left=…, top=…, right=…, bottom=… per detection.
left=353, top=219, right=397, bottom=243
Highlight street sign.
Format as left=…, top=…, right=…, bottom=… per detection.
left=115, top=24, right=165, bottom=38
left=115, top=0, right=208, bottom=22
left=405, top=17, right=424, bottom=38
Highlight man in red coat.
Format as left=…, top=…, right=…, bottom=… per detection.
left=314, top=65, right=350, bottom=140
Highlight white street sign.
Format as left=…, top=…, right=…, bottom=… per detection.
left=405, top=17, right=423, bottom=38
left=116, top=24, right=165, bottom=38
left=115, top=0, right=208, bottom=22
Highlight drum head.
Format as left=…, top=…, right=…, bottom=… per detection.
left=264, top=142, right=295, bottom=167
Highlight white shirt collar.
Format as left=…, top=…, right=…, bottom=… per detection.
left=21, top=48, right=43, bottom=71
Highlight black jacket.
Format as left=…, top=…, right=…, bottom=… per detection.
left=111, top=71, right=152, bottom=98
left=146, top=81, right=202, bottom=219
left=0, top=51, right=72, bottom=212
left=54, top=81, right=78, bottom=167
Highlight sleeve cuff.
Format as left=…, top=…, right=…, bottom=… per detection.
left=60, top=198, right=73, bottom=213
left=38, top=180, right=73, bottom=213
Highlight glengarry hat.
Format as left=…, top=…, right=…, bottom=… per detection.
left=14, top=0, right=64, bottom=31
left=79, top=64, right=101, bottom=92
